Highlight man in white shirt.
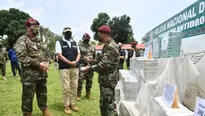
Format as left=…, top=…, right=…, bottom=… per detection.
left=55, top=27, right=80, bottom=115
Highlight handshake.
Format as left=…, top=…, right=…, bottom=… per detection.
left=80, top=66, right=91, bottom=72
left=39, top=62, right=50, bottom=72
left=80, top=56, right=94, bottom=72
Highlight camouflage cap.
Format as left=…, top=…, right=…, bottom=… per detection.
left=63, top=27, right=72, bottom=33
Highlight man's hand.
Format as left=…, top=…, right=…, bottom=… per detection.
left=119, top=56, right=124, bottom=59
left=69, top=61, right=77, bottom=67
left=83, top=66, right=91, bottom=72
left=45, top=62, right=50, bottom=72
left=39, top=62, right=49, bottom=72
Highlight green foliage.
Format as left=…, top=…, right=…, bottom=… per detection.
left=109, top=15, right=134, bottom=44
left=90, top=13, right=135, bottom=44
left=40, top=26, right=61, bottom=55
left=90, top=40, right=97, bottom=45
left=0, top=8, right=61, bottom=54
left=0, top=63, right=101, bottom=116
left=90, top=13, right=110, bottom=40
left=0, top=8, right=30, bottom=48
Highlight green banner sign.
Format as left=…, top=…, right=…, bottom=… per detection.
left=144, top=0, right=205, bottom=42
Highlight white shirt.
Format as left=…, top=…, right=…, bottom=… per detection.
left=55, top=38, right=80, bottom=54
left=132, top=50, right=136, bottom=58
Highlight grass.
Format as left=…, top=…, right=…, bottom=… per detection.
left=0, top=63, right=101, bottom=116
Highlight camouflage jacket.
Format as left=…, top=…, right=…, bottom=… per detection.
left=0, top=48, right=8, bottom=64
left=14, top=34, right=50, bottom=82
left=78, top=41, right=95, bottom=66
left=91, top=39, right=119, bottom=89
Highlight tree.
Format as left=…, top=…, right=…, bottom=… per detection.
left=39, top=26, right=61, bottom=55
left=90, top=12, right=110, bottom=40
left=0, top=8, right=30, bottom=48
left=90, top=13, right=135, bottom=44
left=0, top=8, right=60, bottom=52
left=108, top=14, right=134, bottom=44
left=90, top=40, right=97, bottom=45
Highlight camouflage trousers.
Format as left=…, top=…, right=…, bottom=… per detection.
left=22, top=79, right=47, bottom=114
left=77, top=70, right=94, bottom=92
left=99, top=85, right=118, bottom=116
left=0, top=64, right=6, bottom=76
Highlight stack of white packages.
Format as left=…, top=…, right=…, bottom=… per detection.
left=130, top=58, right=141, bottom=78
left=119, top=70, right=140, bottom=101
left=154, top=97, right=193, bottom=116
left=138, top=59, right=158, bottom=81
left=115, top=81, right=121, bottom=105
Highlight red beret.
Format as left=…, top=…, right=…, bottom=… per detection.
left=82, top=33, right=90, bottom=40
left=131, top=41, right=137, bottom=46
left=25, top=18, right=40, bottom=27
left=98, top=25, right=111, bottom=34
left=83, top=33, right=90, bottom=38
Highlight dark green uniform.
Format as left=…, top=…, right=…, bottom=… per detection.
left=126, top=48, right=140, bottom=69
left=91, top=40, right=119, bottom=116
left=78, top=41, right=95, bottom=94
left=0, top=47, right=8, bottom=77
left=14, top=34, right=50, bottom=115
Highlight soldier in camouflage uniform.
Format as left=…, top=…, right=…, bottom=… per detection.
left=83, top=26, right=119, bottom=116
left=126, top=41, right=140, bottom=69
left=0, top=43, right=8, bottom=80
left=76, top=33, right=95, bottom=101
left=14, top=18, right=52, bottom=116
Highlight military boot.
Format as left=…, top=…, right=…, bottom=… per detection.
left=23, top=112, right=32, bottom=116
left=3, top=76, right=6, bottom=80
left=42, top=107, right=52, bottom=116
left=76, top=91, right=81, bottom=101
left=64, top=106, right=72, bottom=115
left=85, top=91, right=94, bottom=100
left=70, top=104, right=79, bottom=112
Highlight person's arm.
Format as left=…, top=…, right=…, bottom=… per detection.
left=91, top=46, right=118, bottom=73
left=5, top=51, right=9, bottom=61
left=8, top=50, right=11, bottom=60
left=45, top=49, right=52, bottom=64
left=14, top=37, right=40, bottom=67
left=88, top=47, right=96, bottom=65
left=74, top=42, right=80, bottom=65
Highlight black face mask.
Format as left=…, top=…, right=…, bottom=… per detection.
left=64, top=31, right=72, bottom=40
left=83, top=39, right=90, bottom=44
left=31, top=27, right=39, bottom=36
